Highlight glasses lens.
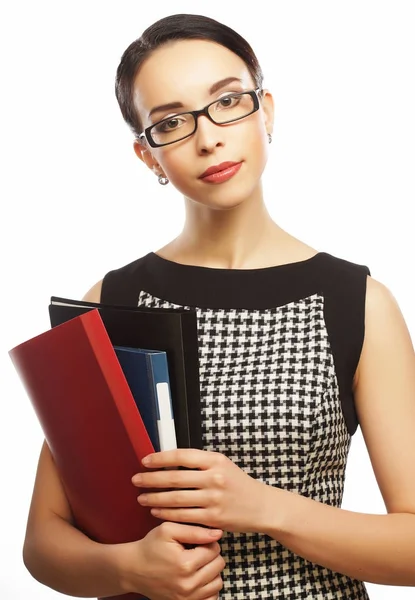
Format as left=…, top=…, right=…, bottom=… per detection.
left=208, top=92, right=255, bottom=124
left=147, top=92, right=257, bottom=146
left=150, top=114, right=195, bottom=146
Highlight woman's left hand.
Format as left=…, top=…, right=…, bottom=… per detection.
left=132, top=449, right=273, bottom=533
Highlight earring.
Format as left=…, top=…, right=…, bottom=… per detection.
left=268, top=133, right=272, bottom=144
left=158, top=174, right=169, bottom=185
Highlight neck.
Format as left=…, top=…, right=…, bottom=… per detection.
left=164, top=185, right=292, bottom=270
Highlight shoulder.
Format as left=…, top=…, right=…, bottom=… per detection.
left=316, top=252, right=370, bottom=332
left=83, top=253, right=153, bottom=306
left=363, top=275, right=410, bottom=360
left=355, top=275, right=412, bottom=384
left=103, top=254, right=151, bottom=279
left=82, top=279, right=103, bottom=302
left=315, top=252, right=370, bottom=332
left=365, top=274, right=400, bottom=314
left=317, top=251, right=370, bottom=278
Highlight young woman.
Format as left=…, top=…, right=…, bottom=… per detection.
left=22, top=13, right=415, bottom=600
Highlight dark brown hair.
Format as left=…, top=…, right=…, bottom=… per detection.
left=115, top=13, right=264, bottom=139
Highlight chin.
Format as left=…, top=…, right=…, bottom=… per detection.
left=200, top=184, right=259, bottom=210
left=195, top=192, right=249, bottom=211
left=212, top=198, right=247, bottom=211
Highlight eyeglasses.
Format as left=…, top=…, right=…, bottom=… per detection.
left=139, top=89, right=262, bottom=148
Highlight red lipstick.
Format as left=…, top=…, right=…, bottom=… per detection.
left=199, top=161, right=242, bottom=184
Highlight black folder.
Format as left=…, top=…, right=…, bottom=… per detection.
left=49, top=296, right=202, bottom=450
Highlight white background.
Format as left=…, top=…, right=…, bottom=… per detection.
left=1, top=1, right=414, bottom=598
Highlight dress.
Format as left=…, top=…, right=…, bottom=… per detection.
left=101, top=250, right=371, bottom=600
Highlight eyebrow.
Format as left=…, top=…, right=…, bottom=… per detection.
left=147, top=77, right=244, bottom=119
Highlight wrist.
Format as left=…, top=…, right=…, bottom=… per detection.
left=258, top=483, right=291, bottom=538
left=108, top=539, right=146, bottom=594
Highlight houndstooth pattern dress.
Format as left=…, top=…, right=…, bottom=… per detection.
left=102, top=251, right=371, bottom=599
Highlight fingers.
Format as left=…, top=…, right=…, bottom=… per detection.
left=188, top=541, right=222, bottom=571
left=141, top=448, right=212, bottom=470
left=138, top=488, right=208, bottom=508
left=160, top=521, right=222, bottom=546
left=192, top=555, right=225, bottom=599
left=195, top=575, right=224, bottom=600
left=133, top=467, right=205, bottom=489
left=174, top=571, right=224, bottom=600
left=150, top=506, right=206, bottom=525
left=148, top=522, right=225, bottom=600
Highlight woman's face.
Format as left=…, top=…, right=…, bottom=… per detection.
left=133, top=39, right=274, bottom=211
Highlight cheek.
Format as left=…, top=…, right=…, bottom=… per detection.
left=243, top=123, right=269, bottom=172
left=159, top=154, right=192, bottom=192
left=234, top=114, right=269, bottom=160
left=155, top=143, right=207, bottom=197
left=155, top=146, right=190, bottom=179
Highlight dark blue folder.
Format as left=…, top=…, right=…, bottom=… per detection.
left=114, top=346, right=175, bottom=452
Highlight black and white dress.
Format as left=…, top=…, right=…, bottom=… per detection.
left=101, top=250, right=371, bottom=600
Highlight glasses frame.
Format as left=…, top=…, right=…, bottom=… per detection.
left=138, top=88, right=262, bottom=148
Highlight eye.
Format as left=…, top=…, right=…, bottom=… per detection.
left=154, top=116, right=186, bottom=134
left=214, top=94, right=242, bottom=111
left=164, top=118, right=180, bottom=130
left=219, top=96, right=234, bottom=107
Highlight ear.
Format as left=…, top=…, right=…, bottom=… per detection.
left=133, top=140, right=167, bottom=180
left=260, top=89, right=275, bottom=136
left=133, top=140, right=157, bottom=169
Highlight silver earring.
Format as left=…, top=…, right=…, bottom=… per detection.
left=268, top=133, right=272, bottom=144
left=158, top=174, right=169, bottom=185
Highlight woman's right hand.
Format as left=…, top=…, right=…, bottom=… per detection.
left=119, top=521, right=226, bottom=600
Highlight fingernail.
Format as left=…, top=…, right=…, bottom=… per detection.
left=209, top=529, right=222, bottom=536
left=142, top=456, right=151, bottom=465
left=132, top=474, right=142, bottom=484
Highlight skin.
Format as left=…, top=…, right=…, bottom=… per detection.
left=132, top=38, right=318, bottom=269
left=23, top=37, right=415, bottom=599
left=129, top=38, right=415, bottom=585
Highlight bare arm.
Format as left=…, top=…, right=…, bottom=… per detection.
left=23, top=440, right=132, bottom=597
left=23, top=279, right=131, bottom=596
left=261, top=276, right=415, bottom=585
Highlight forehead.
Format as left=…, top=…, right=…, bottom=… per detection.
left=133, top=39, right=254, bottom=119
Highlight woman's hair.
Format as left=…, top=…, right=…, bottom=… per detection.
left=115, top=13, right=264, bottom=139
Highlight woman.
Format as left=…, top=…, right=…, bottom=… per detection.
left=22, top=13, right=415, bottom=600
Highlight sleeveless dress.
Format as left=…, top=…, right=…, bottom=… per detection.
left=101, top=250, right=371, bottom=600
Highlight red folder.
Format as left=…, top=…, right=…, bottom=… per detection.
left=9, top=309, right=160, bottom=599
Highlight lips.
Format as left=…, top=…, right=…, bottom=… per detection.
left=199, top=161, right=241, bottom=179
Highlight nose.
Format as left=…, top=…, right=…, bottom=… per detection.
left=194, top=114, right=224, bottom=154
